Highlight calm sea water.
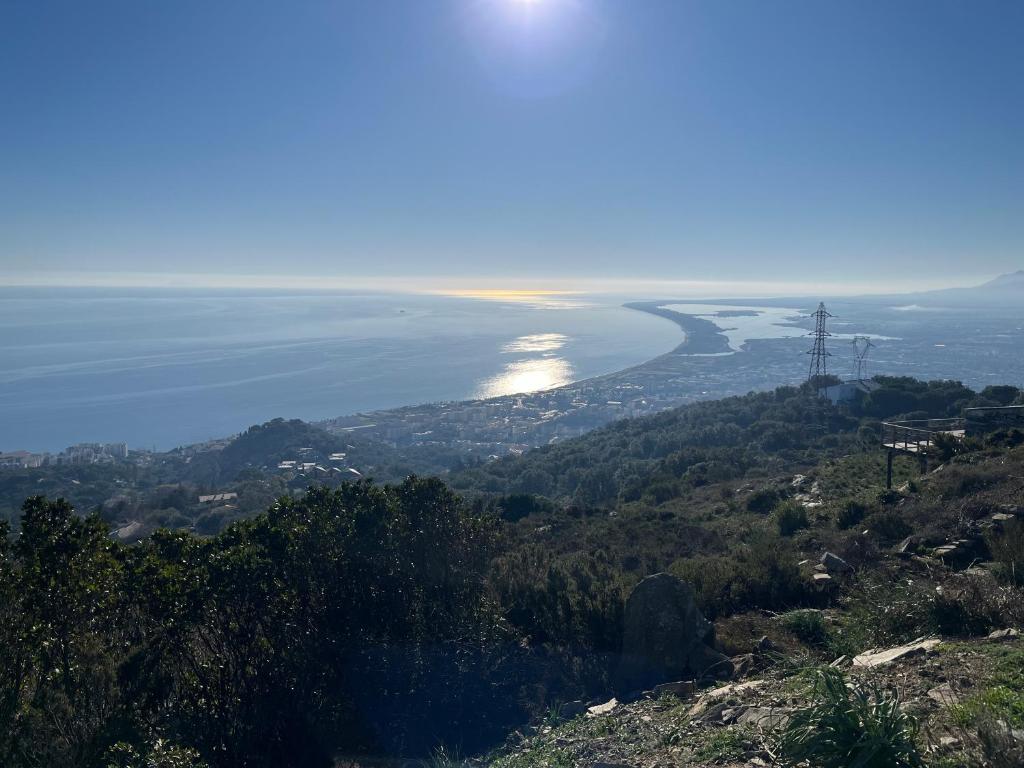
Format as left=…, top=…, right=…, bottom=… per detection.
left=0, top=289, right=681, bottom=451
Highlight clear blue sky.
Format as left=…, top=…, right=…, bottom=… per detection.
left=1, top=0, right=1021, bottom=290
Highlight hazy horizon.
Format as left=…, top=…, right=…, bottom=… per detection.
left=0, top=270, right=1008, bottom=299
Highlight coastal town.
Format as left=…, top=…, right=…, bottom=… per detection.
left=0, top=441, right=130, bottom=469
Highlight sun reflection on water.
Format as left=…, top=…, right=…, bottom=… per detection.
left=502, top=332, right=569, bottom=353
left=477, top=333, right=575, bottom=398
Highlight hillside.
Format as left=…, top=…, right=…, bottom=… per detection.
left=484, top=415, right=1024, bottom=767
left=451, top=376, right=990, bottom=505
left=3, top=377, right=1024, bottom=767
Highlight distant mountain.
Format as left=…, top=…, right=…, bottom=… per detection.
left=910, top=269, right=1024, bottom=306
left=980, top=269, right=1024, bottom=290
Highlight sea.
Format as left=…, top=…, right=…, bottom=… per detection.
left=0, top=288, right=683, bottom=452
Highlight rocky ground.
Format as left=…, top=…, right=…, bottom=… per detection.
left=488, top=629, right=1023, bottom=768
left=485, top=449, right=1024, bottom=768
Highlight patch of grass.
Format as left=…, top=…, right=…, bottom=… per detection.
left=495, top=745, right=574, bottom=768
left=815, top=453, right=917, bottom=499
left=778, top=667, right=925, bottom=768
left=693, top=727, right=749, bottom=762
left=781, top=609, right=829, bottom=647
left=950, top=685, right=1024, bottom=729
left=542, top=703, right=564, bottom=728
left=948, top=644, right=1024, bottom=729
left=422, top=745, right=464, bottom=768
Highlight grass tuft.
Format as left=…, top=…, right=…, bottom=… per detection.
left=778, top=667, right=924, bottom=768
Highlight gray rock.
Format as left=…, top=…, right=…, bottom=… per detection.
left=987, top=628, right=1021, bottom=641
left=820, top=551, right=854, bottom=574
left=852, top=637, right=941, bottom=667
left=586, top=697, right=618, bottom=717
left=897, top=536, right=919, bottom=557
left=933, top=537, right=989, bottom=568
left=735, top=705, right=791, bottom=730
left=616, top=573, right=732, bottom=691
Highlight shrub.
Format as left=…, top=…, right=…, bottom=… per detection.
left=671, top=532, right=816, bottom=618
left=779, top=667, right=925, bottom=768
left=937, top=465, right=1000, bottom=500
left=865, top=510, right=911, bottom=542
left=775, top=501, right=809, bottom=536
left=987, top=519, right=1024, bottom=586
left=836, top=499, right=869, bottom=529
left=643, top=480, right=679, bottom=505
left=747, top=488, right=782, bottom=514
left=841, top=572, right=1019, bottom=650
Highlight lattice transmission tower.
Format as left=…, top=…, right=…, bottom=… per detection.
left=851, top=335, right=875, bottom=380
left=806, top=302, right=833, bottom=382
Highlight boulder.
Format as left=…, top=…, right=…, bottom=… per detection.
left=616, top=573, right=732, bottom=692
left=586, top=698, right=619, bottom=717
left=686, top=680, right=769, bottom=719
left=933, top=537, right=989, bottom=569
left=852, top=637, right=941, bottom=668
left=897, top=536, right=919, bottom=557
left=986, top=628, right=1021, bottom=642
left=820, top=551, right=854, bottom=574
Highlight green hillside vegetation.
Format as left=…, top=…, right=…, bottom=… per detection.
left=451, top=376, right=986, bottom=504
left=0, top=419, right=436, bottom=535
left=3, top=377, right=1024, bottom=767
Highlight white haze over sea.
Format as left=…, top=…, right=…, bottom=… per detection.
left=0, top=289, right=685, bottom=452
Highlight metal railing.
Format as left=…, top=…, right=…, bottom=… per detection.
left=881, top=418, right=965, bottom=453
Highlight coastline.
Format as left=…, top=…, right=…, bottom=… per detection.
left=621, top=301, right=734, bottom=356
left=1, top=298, right=740, bottom=458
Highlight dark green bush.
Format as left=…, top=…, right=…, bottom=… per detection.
left=775, top=500, right=810, bottom=536
left=671, top=533, right=815, bottom=618
left=865, top=510, right=912, bottom=542
left=747, top=488, right=782, bottom=514
left=836, top=499, right=869, bottom=529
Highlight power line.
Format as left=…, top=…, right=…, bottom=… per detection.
left=806, top=302, right=833, bottom=382
left=851, top=335, right=875, bottom=380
